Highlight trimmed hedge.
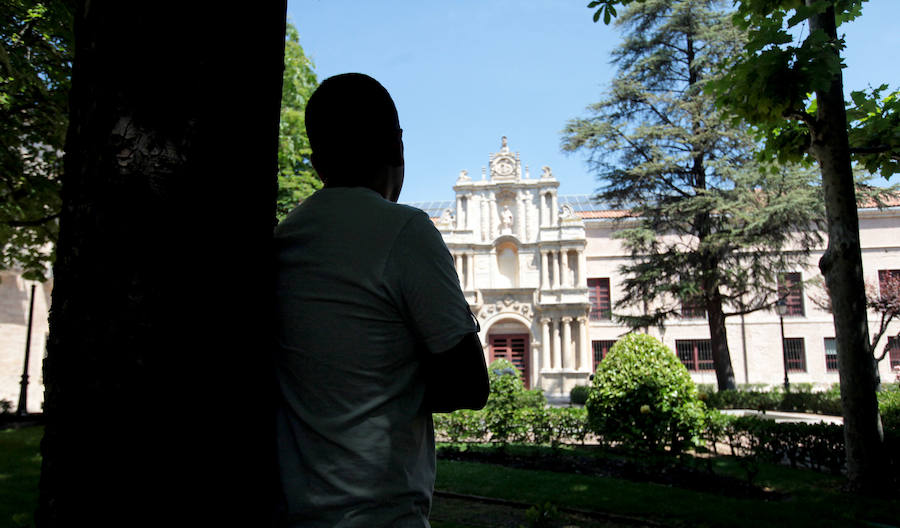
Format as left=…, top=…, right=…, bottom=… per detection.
left=586, top=333, right=706, bottom=453
left=569, top=385, right=590, bottom=405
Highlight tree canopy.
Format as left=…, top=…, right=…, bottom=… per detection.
left=0, top=0, right=73, bottom=281
left=564, top=0, right=824, bottom=390
left=276, top=21, right=320, bottom=220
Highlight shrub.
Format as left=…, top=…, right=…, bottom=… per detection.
left=879, top=386, right=900, bottom=432
left=485, top=359, right=544, bottom=443
left=586, top=333, right=707, bottom=452
left=569, top=385, right=590, bottom=405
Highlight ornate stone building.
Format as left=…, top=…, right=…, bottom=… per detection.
left=427, top=137, right=593, bottom=396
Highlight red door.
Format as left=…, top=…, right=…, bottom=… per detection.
left=489, top=334, right=530, bottom=388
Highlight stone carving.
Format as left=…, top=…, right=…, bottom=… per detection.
left=501, top=136, right=508, bottom=151
left=439, top=208, right=454, bottom=225
left=478, top=299, right=532, bottom=320
left=457, top=169, right=470, bottom=182
left=560, top=204, right=577, bottom=219
left=541, top=165, right=553, bottom=179
left=501, top=205, right=513, bottom=234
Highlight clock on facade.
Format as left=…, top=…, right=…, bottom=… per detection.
left=494, top=157, right=514, bottom=177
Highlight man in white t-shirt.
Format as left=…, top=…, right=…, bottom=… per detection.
left=273, top=73, right=489, bottom=527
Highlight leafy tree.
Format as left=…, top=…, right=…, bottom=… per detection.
left=587, top=0, right=899, bottom=495
left=276, top=21, right=320, bottom=220
left=0, top=1, right=73, bottom=281
left=563, top=0, right=823, bottom=391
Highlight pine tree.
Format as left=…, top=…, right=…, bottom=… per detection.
left=563, top=0, right=823, bottom=390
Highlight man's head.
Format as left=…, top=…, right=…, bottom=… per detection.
left=305, top=73, right=404, bottom=201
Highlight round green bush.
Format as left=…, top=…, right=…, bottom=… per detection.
left=569, top=385, right=590, bottom=405
left=586, top=333, right=707, bottom=452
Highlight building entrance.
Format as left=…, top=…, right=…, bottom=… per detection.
left=489, top=333, right=530, bottom=387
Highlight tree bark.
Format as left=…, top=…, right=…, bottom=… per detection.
left=38, top=3, right=286, bottom=526
left=707, top=285, right=737, bottom=390
left=809, top=2, right=885, bottom=493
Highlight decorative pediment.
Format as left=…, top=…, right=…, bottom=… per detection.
left=478, top=296, right=532, bottom=320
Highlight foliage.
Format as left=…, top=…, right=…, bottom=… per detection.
left=879, top=386, right=900, bottom=431
left=0, top=1, right=73, bottom=281
left=276, top=21, right=320, bottom=220
left=563, top=0, right=825, bottom=391
left=586, top=333, right=707, bottom=452
left=483, top=359, right=546, bottom=443
left=569, top=385, right=590, bottom=405
left=522, top=502, right=560, bottom=528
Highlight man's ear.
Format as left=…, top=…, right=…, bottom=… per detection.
left=389, top=137, right=404, bottom=168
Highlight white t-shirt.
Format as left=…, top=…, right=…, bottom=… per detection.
left=274, top=186, right=475, bottom=527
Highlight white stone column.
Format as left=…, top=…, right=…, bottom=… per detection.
left=577, top=249, right=587, bottom=288
left=515, top=193, right=525, bottom=240
left=465, top=253, right=474, bottom=290
left=561, top=250, right=570, bottom=288
left=480, top=196, right=488, bottom=242
left=553, top=251, right=561, bottom=289
left=456, top=196, right=463, bottom=230
left=540, top=250, right=550, bottom=290
left=541, top=317, right=551, bottom=371
left=551, top=192, right=559, bottom=227
left=523, top=193, right=532, bottom=241
left=552, top=318, right=562, bottom=370
left=489, top=197, right=498, bottom=240
left=539, top=191, right=548, bottom=227
left=561, top=317, right=573, bottom=370
left=455, top=254, right=464, bottom=285
left=578, top=316, right=590, bottom=372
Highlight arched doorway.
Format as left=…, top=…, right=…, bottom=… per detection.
left=487, top=319, right=531, bottom=387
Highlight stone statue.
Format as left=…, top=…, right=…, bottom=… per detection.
left=501, top=136, right=508, bottom=151
left=501, top=205, right=513, bottom=234
left=541, top=165, right=553, bottom=179
left=457, top=169, right=470, bottom=181
left=440, top=208, right=454, bottom=225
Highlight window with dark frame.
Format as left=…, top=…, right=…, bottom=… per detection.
left=679, top=297, right=706, bottom=319
left=784, top=337, right=806, bottom=372
left=878, top=269, right=900, bottom=298
left=777, top=272, right=805, bottom=316
left=587, top=278, right=612, bottom=320
left=888, top=336, right=900, bottom=369
left=675, top=339, right=714, bottom=371
left=824, top=337, right=839, bottom=371
left=592, top=340, right=617, bottom=370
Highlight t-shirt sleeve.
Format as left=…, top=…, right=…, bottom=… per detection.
left=384, top=211, right=477, bottom=355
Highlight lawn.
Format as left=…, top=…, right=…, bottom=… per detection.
left=0, top=426, right=42, bottom=528
left=2, top=427, right=897, bottom=528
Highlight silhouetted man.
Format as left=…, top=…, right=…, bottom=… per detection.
left=274, top=73, right=489, bottom=527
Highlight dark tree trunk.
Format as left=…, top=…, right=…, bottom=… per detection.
left=37, top=3, right=286, bottom=526
left=707, top=286, right=736, bottom=391
left=808, top=2, right=885, bottom=493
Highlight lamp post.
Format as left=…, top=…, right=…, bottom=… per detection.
left=775, top=299, right=790, bottom=393
left=16, top=283, right=36, bottom=416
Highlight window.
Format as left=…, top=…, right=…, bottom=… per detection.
left=490, top=334, right=530, bottom=387
left=592, top=340, right=616, bottom=370
left=824, top=338, right=839, bottom=371
left=878, top=269, right=900, bottom=299
left=680, top=297, right=706, bottom=319
left=675, top=339, right=714, bottom=371
left=888, top=336, right=900, bottom=369
left=777, top=272, right=805, bottom=316
left=588, top=278, right=611, bottom=320
left=784, top=337, right=806, bottom=372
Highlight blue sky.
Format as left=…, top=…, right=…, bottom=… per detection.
left=287, top=0, right=900, bottom=203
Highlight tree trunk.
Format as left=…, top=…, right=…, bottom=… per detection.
left=809, top=2, right=885, bottom=493
left=707, top=287, right=736, bottom=391
left=37, top=3, right=286, bottom=526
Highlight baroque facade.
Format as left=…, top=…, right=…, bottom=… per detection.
left=410, top=138, right=900, bottom=397
left=3, top=138, right=900, bottom=410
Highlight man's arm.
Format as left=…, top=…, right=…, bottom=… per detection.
left=423, top=332, right=489, bottom=413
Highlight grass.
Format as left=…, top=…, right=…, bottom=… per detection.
left=434, top=443, right=900, bottom=528
left=0, top=426, right=42, bottom=528
left=3, top=427, right=897, bottom=528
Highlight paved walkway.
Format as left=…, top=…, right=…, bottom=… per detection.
left=719, top=408, right=843, bottom=425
